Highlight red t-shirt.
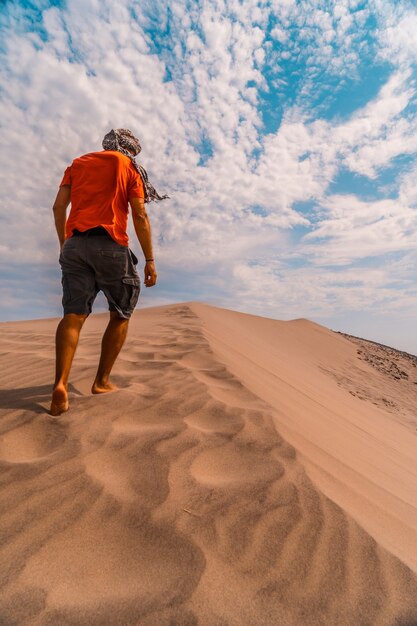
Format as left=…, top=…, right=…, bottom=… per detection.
left=60, top=150, right=144, bottom=246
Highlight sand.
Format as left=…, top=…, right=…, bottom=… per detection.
left=0, top=302, right=416, bottom=625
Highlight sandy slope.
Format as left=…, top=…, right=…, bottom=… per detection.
left=193, top=303, right=417, bottom=573
left=0, top=302, right=416, bottom=625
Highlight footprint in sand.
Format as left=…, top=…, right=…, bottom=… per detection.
left=0, top=418, right=66, bottom=463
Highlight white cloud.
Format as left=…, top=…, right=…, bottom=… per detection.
left=270, top=25, right=288, bottom=44
left=336, top=71, right=417, bottom=177
left=304, top=195, right=417, bottom=264
left=374, top=0, right=417, bottom=67
left=399, top=163, right=417, bottom=207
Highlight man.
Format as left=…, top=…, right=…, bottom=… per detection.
left=50, top=128, right=167, bottom=417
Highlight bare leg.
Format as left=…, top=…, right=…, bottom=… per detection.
left=50, top=313, right=88, bottom=416
left=92, top=311, right=129, bottom=394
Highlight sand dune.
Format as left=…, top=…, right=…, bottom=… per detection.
left=0, top=302, right=416, bottom=625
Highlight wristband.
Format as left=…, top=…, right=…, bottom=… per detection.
left=145, top=258, right=154, bottom=262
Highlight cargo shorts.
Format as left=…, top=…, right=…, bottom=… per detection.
left=59, top=233, right=140, bottom=319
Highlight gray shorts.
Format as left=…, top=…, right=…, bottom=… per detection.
left=59, top=234, right=140, bottom=319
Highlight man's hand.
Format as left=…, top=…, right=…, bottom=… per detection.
left=144, top=260, right=157, bottom=287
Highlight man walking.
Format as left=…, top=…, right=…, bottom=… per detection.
left=50, top=128, right=167, bottom=416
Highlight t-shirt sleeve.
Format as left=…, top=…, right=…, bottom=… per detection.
left=128, top=171, right=145, bottom=199
left=60, top=166, right=72, bottom=186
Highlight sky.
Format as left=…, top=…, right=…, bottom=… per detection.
left=1, top=0, right=417, bottom=354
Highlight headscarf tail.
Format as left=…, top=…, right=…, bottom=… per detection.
left=102, top=128, right=168, bottom=203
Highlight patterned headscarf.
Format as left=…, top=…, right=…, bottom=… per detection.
left=102, top=128, right=168, bottom=203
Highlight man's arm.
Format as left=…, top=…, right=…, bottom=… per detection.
left=130, top=196, right=157, bottom=288
left=53, top=185, right=71, bottom=249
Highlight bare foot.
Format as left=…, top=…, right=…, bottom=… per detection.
left=91, top=380, right=118, bottom=395
left=50, top=384, right=69, bottom=417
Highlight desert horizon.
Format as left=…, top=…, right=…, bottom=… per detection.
left=1, top=301, right=416, bottom=625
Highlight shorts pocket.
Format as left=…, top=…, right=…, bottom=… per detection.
left=129, top=249, right=139, bottom=265
left=99, top=250, right=127, bottom=259
left=98, top=249, right=128, bottom=274
left=122, top=277, right=140, bottom=310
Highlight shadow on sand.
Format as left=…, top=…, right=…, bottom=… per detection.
left=0, top=383, right=80, bottom=414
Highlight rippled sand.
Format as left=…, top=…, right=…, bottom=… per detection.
left=0, top=302, right=416, bottom=625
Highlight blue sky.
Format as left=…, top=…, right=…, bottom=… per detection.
left=1, top=0, right=417, bottom=354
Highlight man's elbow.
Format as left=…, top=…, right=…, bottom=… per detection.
left=53, top=203, right=66, bottom=215
left=132, top=211, right=149, bottom=224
